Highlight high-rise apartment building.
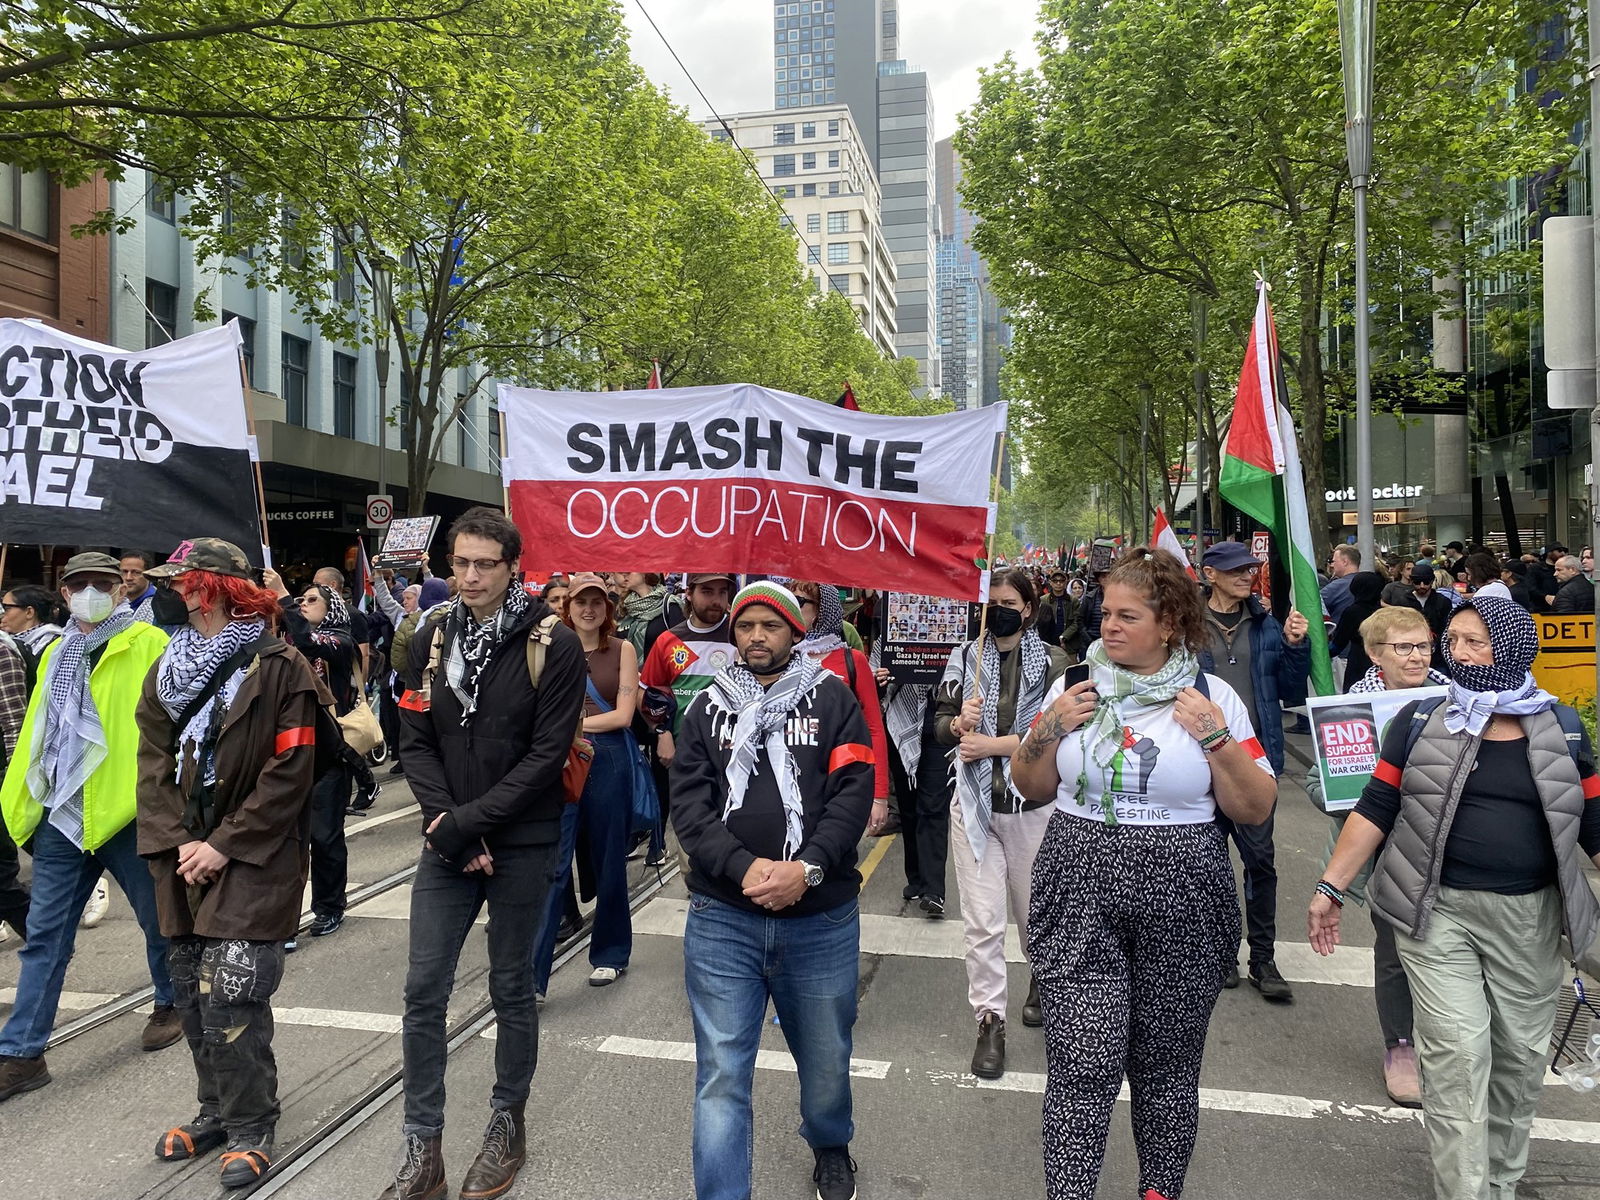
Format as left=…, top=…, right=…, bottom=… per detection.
left=708, top=106, right=897, bottom=357
left=935, top=136, right=1005, bottom=410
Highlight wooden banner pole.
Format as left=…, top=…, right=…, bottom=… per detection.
left=969, top=429, right=1009, bottom=705
left=498, top=409, right=510, bottom=515
left=0, top=543, right=9, bottom=587
left=237, top=351, right=271, bottom=563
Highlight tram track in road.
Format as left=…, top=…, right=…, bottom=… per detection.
left=39, top=803, right=423, bottom=1053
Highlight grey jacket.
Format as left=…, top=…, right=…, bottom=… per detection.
left=1366, top=704, right=1600, bottom=967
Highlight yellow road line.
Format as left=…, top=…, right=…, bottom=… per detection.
left=858, top=833, right=897, bottom=888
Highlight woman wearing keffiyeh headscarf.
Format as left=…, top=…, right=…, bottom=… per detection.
left=930, top=569, right=1067, bottom=1082
left=1314, top=595, right=1600, bottom=1200
left=266, top=570, right=358, bottom=944
left=1009, top=548, right=1277, bottom=1200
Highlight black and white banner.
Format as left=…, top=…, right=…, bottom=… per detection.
left=0, top=320, right=262, bottom=556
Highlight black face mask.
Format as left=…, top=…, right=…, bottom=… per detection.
left=987, top=605, right=1024, bottom=638
left=151, top=587, right=189, bottom=626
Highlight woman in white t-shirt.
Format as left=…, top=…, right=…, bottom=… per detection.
left=1011, top=547, right=1278, bottom=1200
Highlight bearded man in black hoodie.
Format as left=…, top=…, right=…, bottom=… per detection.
left=383, top=507, right=585, bottom=1200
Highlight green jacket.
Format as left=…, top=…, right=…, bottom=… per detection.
left=2, top=620, right=169, bottom=851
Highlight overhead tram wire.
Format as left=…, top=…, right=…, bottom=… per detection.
left=630, top=0, right=854, bottom=303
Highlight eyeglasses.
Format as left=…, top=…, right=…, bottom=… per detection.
left=0, top=602, right=21, bottom=611
left=1217, top=565, right=1260, bottom=578
left=63, top=578, right=118, bottom=594
left=447, top=555, right=508, bottom=575
left=1379, top=641, right=1431, bottom=657
left=1444, top=633, right=1491, bottom=651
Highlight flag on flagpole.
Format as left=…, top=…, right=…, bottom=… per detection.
left=355, top=537, right=374, bottom=613
left=1219, top=284, right=1334, bottom=694
left=835, top=381, right=860, bottom=411
left=1151, top=508, right=1197, bottom=579
left=645, top=359, right=662, bottom=389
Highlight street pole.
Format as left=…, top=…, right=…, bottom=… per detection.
left=1339, top=0, right=1377, bottom=571
left=1589, top=0, right=1600, bottom=704
left=1139, top=382, right=1153, bottom=542
left=372, top=259, right=394, bottom=508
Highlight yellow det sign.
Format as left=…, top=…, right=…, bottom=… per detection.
left=1533, top=615, right=1596, bottom=707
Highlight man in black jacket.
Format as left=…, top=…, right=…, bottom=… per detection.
left=1552, top=555, right=1595, bottom=613
left=1408, top=563, right=1455, bottom=669
left=385, top=508, right=585, bottom=1200
left=672, top=582, right=873, bottom=1200
left=1035, top=571, right=1082, bottom=659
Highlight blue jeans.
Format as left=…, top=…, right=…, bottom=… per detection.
left=532, top=730, right=635, bottom=994
left=684, top=893, right=860, bottom=1200
left=0, top=820, right=174, bottom=1058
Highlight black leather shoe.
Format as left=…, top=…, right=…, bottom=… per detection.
left=1222, top=963, right=1240, bottom=989
left=378, top=1132, right=446, bottom=1200
left=1249, top=960, right=1294, bottom=1003
left=971, top=1013, right=1005, bottom=1080
left=458, top=1105, right=525, bottom=1199
left=919, top=895, right=945, bottom=920
left=1021, top=977, right=1043, bottom=1028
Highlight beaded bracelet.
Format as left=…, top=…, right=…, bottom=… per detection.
left=1315, top=879, right=1345, bottom=908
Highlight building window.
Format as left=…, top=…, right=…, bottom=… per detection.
left=828, top=151, right=840, bottom=168
left=828, top=120, right=840, bottom=137
left=828, top=181, right=840, bottom=195
left=0, top=165, right=51, bottom=240
left=773, top=154, right=795, bottom=176
left=802, top=122, right=816, bottom=138
left=827, top=243, right=849, bottom=265
left=333, top=233, right=356, bottom=304
left=802, top=153, right=816, bottom=170
left=774, top=185, right=796, bottom=198
left=458, top=398, right=471, bottom=466
left=224, top=311, right=257, bottom=385
left=489, top=401, right=501, bottom=459
left=775, top=123, right=795, bottom=144
left=806, top=213, right=821, bottom=233
left=145, top=280, right=177, bottom=347
left=802, top=183, right=817, bottom=196
left=281, top=206, right=306, bottom=271
left=333, top=352, right=357, bottom=439
left=828, top=273, right=851, bottom=294
left=827, top=211, right=848, bottom=234
left=281, top=335, right=309, bottom=427
left=147, top=182, right=175, bottom=224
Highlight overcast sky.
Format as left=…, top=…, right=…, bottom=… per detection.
left=618, top=0, right=1042, bottom=141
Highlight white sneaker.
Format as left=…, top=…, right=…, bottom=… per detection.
left=80, top=879, right=110, bottom=928
left=588, top=967, right=624, bottom=987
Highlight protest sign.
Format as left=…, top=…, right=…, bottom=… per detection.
left=879, top=592, right=980, bottom=686
left=0, top=319, right=261, bottom=555
left=1307, top=686, right=1448, bottom=812
left=1533, top=614, right=1595, bottom=708
left=499, top=383, right=1005, bottom=600
left=1088, top=539, right=1116, bottom=575
left=374, top=515, right=440, bottom=569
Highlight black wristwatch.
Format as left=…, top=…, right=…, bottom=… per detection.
left=799, top=860, right=825, bottom=888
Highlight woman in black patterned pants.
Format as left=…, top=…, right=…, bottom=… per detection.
left=1011, top=549, right=1280, bottom=1200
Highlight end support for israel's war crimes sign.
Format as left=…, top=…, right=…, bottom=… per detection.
left=1307, top=686, right=1449, bottom=812
left=0, top=320, right=262, bottom=555
left=500, top=383, right=1006, bottom=600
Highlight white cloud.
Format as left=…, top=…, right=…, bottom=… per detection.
left=619, top=0, right=1039, bottom=140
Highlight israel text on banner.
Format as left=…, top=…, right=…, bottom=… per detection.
left=0, top=319, right=261, bottom=554
left=499, top=384, right=1007, bottom=600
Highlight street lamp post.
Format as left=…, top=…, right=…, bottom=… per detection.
left=1339, top=0, right=1376, bottom=569
left=372, top=258, right=395, bottom=507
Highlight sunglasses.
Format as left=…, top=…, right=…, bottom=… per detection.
left=63, top=577, right=119, bottom=594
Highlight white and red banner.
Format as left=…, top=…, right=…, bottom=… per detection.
left=499, top=383, right=1006, bottom=599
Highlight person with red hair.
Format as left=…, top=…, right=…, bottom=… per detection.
left=135, top=538, right=328, bottom=1188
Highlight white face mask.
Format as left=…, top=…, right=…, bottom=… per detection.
left=68, top=587, right=117, bottom=625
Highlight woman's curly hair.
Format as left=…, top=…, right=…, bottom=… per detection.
left=1102, top=547, right=1208, bottom=653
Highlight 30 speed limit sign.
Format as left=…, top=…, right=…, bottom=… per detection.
left=366, top=494, right=395, bottom=529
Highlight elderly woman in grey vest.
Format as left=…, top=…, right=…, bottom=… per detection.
left=1310, top=596, right=1600, bottom=1200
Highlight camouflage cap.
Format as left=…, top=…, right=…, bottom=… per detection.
left=145, top=537, right=254, bottom=580
left=60, top=551, right=124, bottom=582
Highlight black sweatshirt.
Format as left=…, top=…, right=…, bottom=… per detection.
left=670, top=668, right=874, bottom=917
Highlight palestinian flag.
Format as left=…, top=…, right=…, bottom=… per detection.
left=645, top=359, right=662, bottom=389
left=1151, top=508, right=1196, bottom=579
left=1219, top=286, right=1334, bottom=694
left=0, top=318, right=263, bottom=559
left=835, top=382, right=860, bottom=411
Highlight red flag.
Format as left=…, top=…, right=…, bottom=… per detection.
left=646, top=359, right=662, bottom=389
left=835, top=382, right=860, bottom=411
left=1151, top=508, right=1197, bottom=579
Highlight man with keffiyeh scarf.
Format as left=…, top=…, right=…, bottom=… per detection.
left=0, top=553, right=177, bottom=1106
left=671, top=581, right=874, bottom=1200
left=385, top=507, right=585, bottom=1200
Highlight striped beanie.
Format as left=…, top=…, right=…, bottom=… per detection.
left=731, top=581, right=807, bottom=636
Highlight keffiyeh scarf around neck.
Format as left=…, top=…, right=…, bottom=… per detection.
left=443, top=583, right=530, bottom=725
left=26, top=603, right=136, bottom=847
left=940, top=629, right=1052, bottom=862
left=156, top=619, right=268, bottom=785
left=1075, top=639, right=1199, bottom=824
left=1440, top=595, right=1556, bottom=735
left=708, top=652, right=823, bottom=860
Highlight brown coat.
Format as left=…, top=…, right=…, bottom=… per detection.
left=136, top=638, right=328, bottom=941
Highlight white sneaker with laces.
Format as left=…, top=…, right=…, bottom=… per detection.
left=80, top=879, right=110, bottom=928
left=588, top=967, right=624, bottom=987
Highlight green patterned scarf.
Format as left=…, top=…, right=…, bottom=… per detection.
left=1074, top=639, right=1200, bottom=824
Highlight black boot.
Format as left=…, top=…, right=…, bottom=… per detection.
left=458, top=1105, right=525, bottom=1200
left=155, top=1111, right=226, bottom=1161
left=378, top=1133, right=447, bottom=1200
left=971, top=1013, right=1005, bottom=1080
left=1022, top=976, right=1043, bottom=1028
left=218, top=1127, right=273, bottom=1188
